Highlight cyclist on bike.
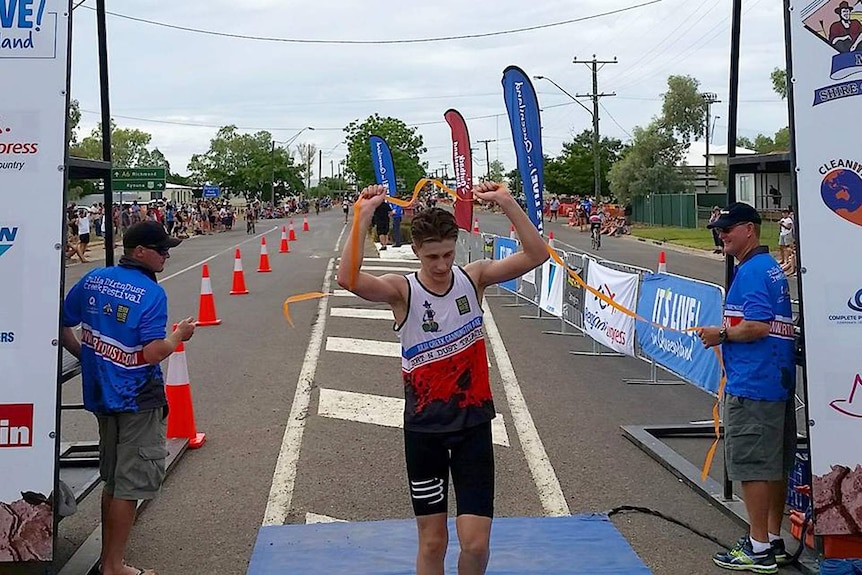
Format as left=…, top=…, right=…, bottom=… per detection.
left=589, top=208, right=603, bottom=248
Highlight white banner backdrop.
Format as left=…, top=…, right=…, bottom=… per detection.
left=788, top=0, right=862, bottom=535
left=538, top=260, right=564, bottom=318
left=583, top=260, right=638, bottom=357
left=0, top=0, right=70, bottom=562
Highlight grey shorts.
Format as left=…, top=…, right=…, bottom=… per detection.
left=724, top=393, right=797, bottom=482
left=779, top=235, right=793, bottom=246
left=97, top=407, right=169, bottom=500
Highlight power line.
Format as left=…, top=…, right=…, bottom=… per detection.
left=599, top=103, right=633, bottom=139
left=79, top=0, right=662, bottom=45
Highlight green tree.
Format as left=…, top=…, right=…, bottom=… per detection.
left=187, top=126, right=305, bottom=201
left=543, top=130, right=624, bottom=197
left=737, top=136, right=756, bottom=150
left=661, top=75, right=707, bottom=145
left=771, top=68, right=788, bottom=100
left=487, top=159, right=505, bottom=182
left=297, top=142, right=318, bottom=190
left=505, top=168, right=523, bottom=196
left=68, top=99, right=82, bottom=145
left=343, top=114, right=427, bottom=190
left=607, top=121, right=687, bottom=203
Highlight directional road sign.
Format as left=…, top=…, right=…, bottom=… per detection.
left=203, top=185, right=220, bottom=198
left=111, top=167, right=166, bottom=192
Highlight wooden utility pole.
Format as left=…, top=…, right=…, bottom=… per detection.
left=573, top=55, right=617, bottom=199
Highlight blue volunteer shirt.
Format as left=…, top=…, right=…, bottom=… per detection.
left=63, top=260, right=169, bottom=414
left=390, top=203, right=403, bottom=220
left=722, top=247, right=795, bottom=401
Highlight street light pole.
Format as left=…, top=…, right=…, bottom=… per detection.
left=270, top=126, right=314, bottom=207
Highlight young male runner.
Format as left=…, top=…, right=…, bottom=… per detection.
left=337, top=181, right=548, bottom=575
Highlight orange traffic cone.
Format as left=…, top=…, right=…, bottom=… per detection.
left=258, top=236, right=272, bottom=273
left=230, top=248, right=249, bottom=295
left=509, top=224, right=517, bottom=240
left=196, top=264, right=222, bottom=326
left=165, top=326, right=206, bottom=449
left=279, top=226, right=290, bottom=253
left=657, top=251, right=667, bottom=274
left=548, top=231, right=555, bottom=249
left=302, top=215, right=310, bottom=232
left=473, top=218, right=480, bottom=233
left=288, top=220, right=297, bottom=241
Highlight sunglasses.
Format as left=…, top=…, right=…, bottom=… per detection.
left=144, top=245, right=170, bottom=256
left=716, top=222, right=750, bottom=235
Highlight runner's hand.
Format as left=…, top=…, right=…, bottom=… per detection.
left=472, top=182, right=514, bottom=206
left=175, top=317, right=196, bottom=341
left=357, top=185, right=388, bottom=214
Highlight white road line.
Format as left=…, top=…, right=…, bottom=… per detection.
left=338, top=257, right=417, bottom=263
left=482, top=299, right=570, bottom=516
left=331, top=289, right=357, bottom=298
left=158, top=226, right=278, bottom=284
left=330, top=308, right=393, bottom=320
left=317, top=388, right=510, bottom=447
left=325, top=337, right=400, bottom=358
left=262, top=257, right=335, bottom=526
left=305, top=512, right=347, bottom=524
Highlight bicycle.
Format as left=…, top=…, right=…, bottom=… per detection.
left=591, top=226, right=602, bottom=250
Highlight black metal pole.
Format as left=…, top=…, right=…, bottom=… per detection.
left=722, top=0, right=744, bottom=502
left=96, top=0, right=114, bottom=266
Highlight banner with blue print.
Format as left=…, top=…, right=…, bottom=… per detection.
left=493, top=237, right=518, bottom=293
left=502, top=65, right=544, bottom=235
left=636, top=273, right=724, bottom=394
left=369, top=135, right=397, bottom=197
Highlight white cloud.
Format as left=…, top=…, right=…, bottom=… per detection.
left=70, top=0, right=790, bottom=179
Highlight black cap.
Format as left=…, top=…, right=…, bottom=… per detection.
left=706, top=202, right=762, bottom=229
left=123, top=221, right=182, bottom=250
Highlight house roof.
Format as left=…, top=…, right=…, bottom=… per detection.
left=681, top=141, right=756, bottom=167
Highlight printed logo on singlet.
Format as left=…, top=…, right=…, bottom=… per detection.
left=410, top=478, right=445, bottom=504
left=456, top=295, right=471, bottom=315
left=422, top=301, right=440, bottom=332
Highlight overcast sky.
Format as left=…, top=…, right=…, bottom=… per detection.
left=69, top=0, right=789, bottom=182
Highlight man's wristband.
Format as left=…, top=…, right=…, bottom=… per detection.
left=718, top=328, right=728, bottom=344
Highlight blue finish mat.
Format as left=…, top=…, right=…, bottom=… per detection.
left=248, top=514, right=651, bottom=574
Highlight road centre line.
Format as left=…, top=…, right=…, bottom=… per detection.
left=325, top=336, right=400, bottom=358
left=482, top=299, right=571, bottom=517
left=317, top=388, right=510, bottom=447
left=263, top=258, right=335, bottom=526
left=330, top=308, right=394, bottom=320
left=158, top=226, right=278, bottom=284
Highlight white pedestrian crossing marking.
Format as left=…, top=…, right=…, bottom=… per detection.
left=305, top=512, right=347, bottom=524
left=325, top=337, right=400, bottom=357
left=360, top=266, right=420, bottom=273
left=331, top=289, right=358, bottom=297
left=317, top=388, right=510, bottom=447
left=330, top=308, right=393, bottom=320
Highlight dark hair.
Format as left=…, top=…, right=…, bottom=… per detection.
left=411, top=208, right=459, bottom=247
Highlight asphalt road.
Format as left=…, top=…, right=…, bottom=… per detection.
left=55, top=209, right=805, bottom=575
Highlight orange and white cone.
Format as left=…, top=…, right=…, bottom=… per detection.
left=657, top=251, right=667, bottom=274
left=165, top=327, right=206, bottom=449
left=509, top=224, right=517, bottom=240
left=258, top=236, right=272, bottom=273
left=279, top=226, right=290, bottom=253
left=196, top=264, right=222, bottom=326
left=302, top=215, right=310, bottom=232
left=548, top=231, right=555, bottom=249
left=230, top=248, right=249, bottom=295
left=472, top=218, right=480, bottom=234
left=288, top=220, right=297, bottom=242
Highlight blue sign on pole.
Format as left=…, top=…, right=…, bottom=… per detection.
left=636, top=273, right=724, bottom=394
left=203, top=185, right=220, bottom=198
left=493, top=237, right=519, bottom=293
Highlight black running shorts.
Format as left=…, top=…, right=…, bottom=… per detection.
left=404, top=422, right=494, bottom=517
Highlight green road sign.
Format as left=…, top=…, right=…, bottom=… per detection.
left=111, top=167, right=166, bottom=192
left=112, top=180, right=166, bottom=192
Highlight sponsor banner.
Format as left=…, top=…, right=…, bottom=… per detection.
left=493, top=237, right=518, bottom=292
left=369, top=134, right=397, bottom=197
left=1, top=0, right=71, bottom=562
left=563, top=255, right=586, bottom=328
left=583, top=260, right=638, bottom=357
left=538, top=259, right=564, bottom=317
left=502, top=66, right=544, bottom=235
left=444, top=109, right=474, bottom=231
left=636, top=274, right=723, bottom=394
left=788, top=0, right=862, bottom=535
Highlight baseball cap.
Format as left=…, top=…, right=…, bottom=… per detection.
left=706, top=202, right=762, bottom=229
left=123, top=220, right=182, bottom=250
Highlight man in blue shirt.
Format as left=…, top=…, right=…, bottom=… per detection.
left=61, top=221, right=195, bottom=575
left=390, top=202, right=404, bottom=247
left=699, top=203, right=796, bottom=574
